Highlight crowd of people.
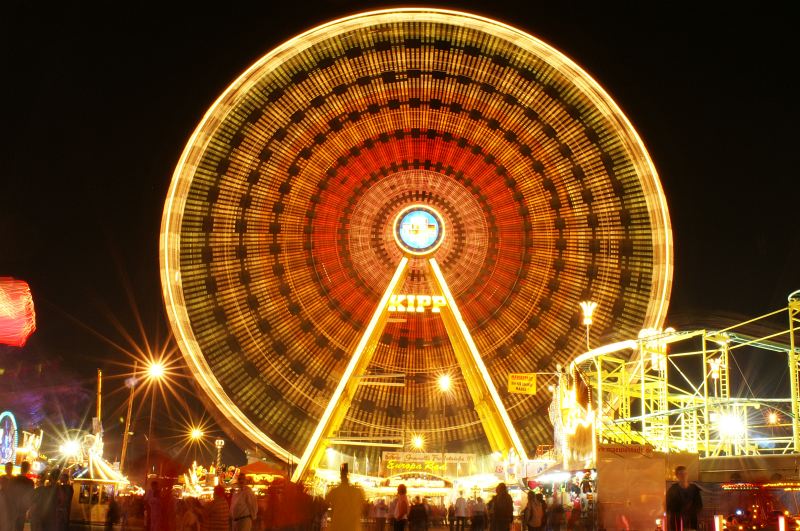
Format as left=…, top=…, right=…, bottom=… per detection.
left=0, top=461, right=73, bottom=531
left=141, top=472, right=330, bottom=531
left=326, top=465, right=516, bottom=531
left=327, top=471, right=597, bottom=531
left=1, top=459, right=603, bottom=531
left=140, top=465, right=586, bottom=531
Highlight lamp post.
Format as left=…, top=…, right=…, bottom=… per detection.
left=144, top=362, right=165, bottom=485
left=119, top=362, right=137, bottom=475
left=768, top=411, right=779, bottom=439
left=190, top=428, right=204, bottom=463
left=579, top=301, right=597, bottom=351
left=215, top=438, right=225, bottom=473
left=580, top=301, right=601, bottom=431
left=438, top=374, right=452, bottom=466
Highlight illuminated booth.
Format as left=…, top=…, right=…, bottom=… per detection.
left=66, top=433, right=130, bottom=526
left=160, top=8, right=672, bottom=490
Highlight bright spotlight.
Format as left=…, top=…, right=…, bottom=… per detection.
left=59, top=440, right=81, bottom=458
left=438, top=374, right=452, bottom=392
left=718, top=414, right=745, bottom=438
left=579, top=301, right=598, bottom=326
left=768, top=412, right=779, bottom=425
left=190, top=428, right=204, bottom=441
left=147, top=362, right=165, bottom=379
left=411, top=435, right=424, bottom=450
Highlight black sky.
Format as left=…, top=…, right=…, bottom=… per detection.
left=1, top=2, right=798, bottom=463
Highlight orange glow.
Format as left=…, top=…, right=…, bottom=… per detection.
left=147, top=362, right=165, bottom=379
left=438, top=374, right=452, bottom=392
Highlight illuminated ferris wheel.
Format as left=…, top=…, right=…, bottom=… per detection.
left=160, top=9, right=672, bottom=476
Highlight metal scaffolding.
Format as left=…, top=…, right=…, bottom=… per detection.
left=570, top=293, right=800, bottom=459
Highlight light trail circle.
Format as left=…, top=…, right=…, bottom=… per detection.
left=160, top=9, right=672, bottom=462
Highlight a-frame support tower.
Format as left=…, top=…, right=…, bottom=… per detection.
left=292, top=207, right=527, bottom=482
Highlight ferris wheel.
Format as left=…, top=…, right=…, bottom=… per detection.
left=160, top=9, right=672, bottom=473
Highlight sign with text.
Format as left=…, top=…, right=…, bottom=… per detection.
left=387, top=294, right=446, bottom=313
left=525, top=458, right=557, bottom=478
left=507, top=373, right=537, bottom=395
left=381, top=452, right=475, bottom=476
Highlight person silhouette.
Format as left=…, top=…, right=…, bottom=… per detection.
left=325, top=463, right=366, bottom=531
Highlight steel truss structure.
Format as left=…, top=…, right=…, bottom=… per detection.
left=570, top=292, right=800, bottom=458
left=292, top=254, right=528, bottom=481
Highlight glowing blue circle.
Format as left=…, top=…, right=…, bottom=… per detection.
left=398, top=210, right=440, bottom=250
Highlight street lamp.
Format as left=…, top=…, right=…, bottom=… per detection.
left=188, top=428, right=204, bottom=463
left=148, top=362, right=165, bottom=379
left=119, top=362, right=138, bottom=475
left=215, top=439, right=225, bottom=472
left=768, top=411, right=779, bottom=439
left=144, top=361, right=165, bottom=484
left=579, top=301, right=598, bottom=351
left=59, top=439, right=81, bottom=461
left=438, top=374, right=452, bottom=462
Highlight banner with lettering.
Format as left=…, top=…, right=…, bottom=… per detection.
left=380, top=452, right=475, bottom=476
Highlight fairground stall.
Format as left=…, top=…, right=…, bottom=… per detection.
left=66, top=433, right=129, bottom=526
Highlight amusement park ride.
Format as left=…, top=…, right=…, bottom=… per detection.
left=573, top=292, right=800, bottom=459
left=292, top=203, right=529, bottom=481
left=161, top=7, right=675, bottom=477
left=157, top=8, right=800, bottom=526
left=3, top=6, right=799, bottom=529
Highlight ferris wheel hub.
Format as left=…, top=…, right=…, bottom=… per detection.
left=393, top=204, right=445, bottom=257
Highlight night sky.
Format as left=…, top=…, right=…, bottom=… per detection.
left=2, top=2, right=798, bottom=468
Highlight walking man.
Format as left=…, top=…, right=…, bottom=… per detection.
left=326, top=463, right=366, bottom=531
left=454, top=492, right=467, bottom=531
left=231, top=474, right=258, bottom=531
left=666, top=465, right=702, bottom=531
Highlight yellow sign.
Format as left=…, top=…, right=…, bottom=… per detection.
left=507, top=373, right=537, bottom=395
left=387, top=294, right=446, bottom=313
left=385, top=459, right=446, bottom=473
